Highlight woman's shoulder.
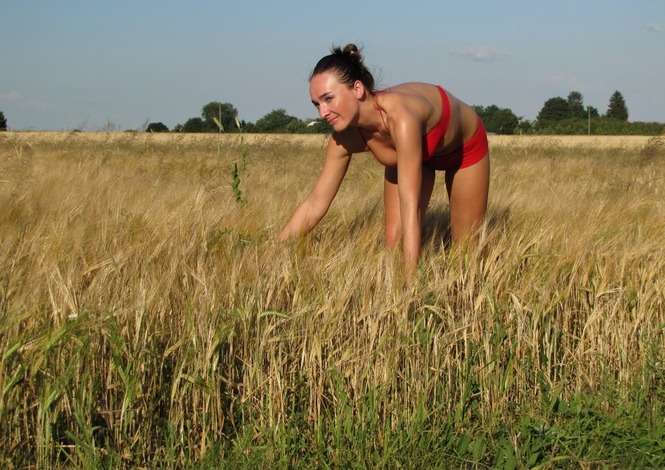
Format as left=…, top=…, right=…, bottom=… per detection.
left=376, top=82, right=438, bottom=97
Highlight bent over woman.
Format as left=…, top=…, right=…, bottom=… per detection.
left=279, top=44, right=490, bottom=280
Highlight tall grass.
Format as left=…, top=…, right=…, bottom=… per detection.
left=1, top=133, right=664, bottom=467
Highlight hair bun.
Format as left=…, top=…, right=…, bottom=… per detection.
left=342, top=43, right=362, bottom=63
left=312, top=43, right=375, bottom=94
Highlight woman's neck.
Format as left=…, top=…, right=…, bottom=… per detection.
left=356, top=93, right=386, bottom=133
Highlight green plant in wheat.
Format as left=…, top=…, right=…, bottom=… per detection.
left=212, top=116, right=244, bottom=205
left=231, top=161, right=243, bottom=204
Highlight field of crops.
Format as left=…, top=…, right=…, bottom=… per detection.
left=2, top=130, right=655, bottom=149
left=1, top=132, right=664, bottom=467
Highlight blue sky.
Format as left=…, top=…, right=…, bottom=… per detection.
left=1, top=0, right=664, bottom=130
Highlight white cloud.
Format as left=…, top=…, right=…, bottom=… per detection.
left=644, top=24, right=664, bottom=33
left=0, top=90, right=23, bottom=101
left=450, top=46, right=509, bottom=63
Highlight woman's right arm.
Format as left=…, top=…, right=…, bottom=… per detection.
left=278, top=135, right=353, bottom=240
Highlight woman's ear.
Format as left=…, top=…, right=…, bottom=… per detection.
left=353, top=80, right=366, bottom=99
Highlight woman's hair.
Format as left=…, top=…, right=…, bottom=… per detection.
left=310, top=43, right=375, bottom=93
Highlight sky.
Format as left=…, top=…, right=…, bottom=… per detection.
left=1, top=0, right=664, bottom=130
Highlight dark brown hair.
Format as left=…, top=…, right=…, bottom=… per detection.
left=310, top=43, right=375, bottom=93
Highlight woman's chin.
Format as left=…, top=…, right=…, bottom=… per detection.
left=331, top=120, right=346, bottom=132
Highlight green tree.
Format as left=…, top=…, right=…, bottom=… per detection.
left=474, top=105, right=519, bottom=134
left=254, top=109, right=300, bottom=133
left=606, top=91, right=628, bottom=121
left=183, top=117, right=206, bottom=133
left=201, top=102, right=239, bottom=132
left=534, top=117, right=664, bottom=135
left=241, top=120, right=256, bottom=132
left=537, top=97, right=570, bottom=123
left=567, top=91, right=585, bottom=118
left=516, top=118, right=532, bottom=134
left=286, top=119, right=306, bottom=133
left=146, top=122, right=169, bottom=133
left=0, top=111, right=7, bottom=131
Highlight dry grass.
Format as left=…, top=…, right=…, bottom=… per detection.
left=2, top=130, right=655, bottom=149
left=0, top=133, right=664, bottom=466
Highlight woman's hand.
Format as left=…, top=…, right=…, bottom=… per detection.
left=278, top=200, right=321, bottom=241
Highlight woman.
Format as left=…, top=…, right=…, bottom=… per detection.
left=278, top=44, right=490, bottom=280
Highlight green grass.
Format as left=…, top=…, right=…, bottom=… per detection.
left=2, top=304, right=663, bottom=468
left=1, top=134, right=664, bottom=467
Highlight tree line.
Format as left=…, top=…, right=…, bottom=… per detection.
left=136, top=90, right=665, bottom=136
left=147, top=102, right=332, bottom=135
left=475, top=90, right=663, bottom=135
left=1, top=90, right=662, bottom=135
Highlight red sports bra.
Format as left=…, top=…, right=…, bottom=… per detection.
left=423, top=86, right=451, bottom=160
left=367, top=85, right=451, bottom=160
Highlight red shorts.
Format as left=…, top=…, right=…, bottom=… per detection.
left=424, top=117, right=489, bottom=172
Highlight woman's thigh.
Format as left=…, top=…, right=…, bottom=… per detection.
left=444, top=153, right=490, bottom=241
left=384, top=165, right=436, bottom=247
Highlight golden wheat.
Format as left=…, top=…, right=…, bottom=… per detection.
left=0, top=133, right=663, bottom=465
left=1, top=130, right=655, bottom=149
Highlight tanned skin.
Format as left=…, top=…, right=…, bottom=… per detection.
left=278, top=71, right=490, bottom=282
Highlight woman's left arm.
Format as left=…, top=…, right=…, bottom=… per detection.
left=390, top=109, right=425, bottom=282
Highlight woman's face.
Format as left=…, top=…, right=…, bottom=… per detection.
left=309, top=71, right=362, bottom=132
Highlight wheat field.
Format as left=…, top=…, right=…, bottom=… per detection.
left=1, top=132, right=664, bottom=467
left=2, top=130, right=655, bottom=149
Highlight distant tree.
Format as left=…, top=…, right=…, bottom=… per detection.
left=474, top=105, right=519, bottom=134
left=606, top=90, right=628, bottom=121
left=286, top=119, right=307, bottom=133
left=254, top=109, right=300, bottom=133
left=146, top=122, right=169, bottom=133
left=516, top=118, right=532, bottom=134
left=567, top=91, right=585, bottom=118
left=172, top=123, right=184, bottom=132
left=490, top=108, right=519, bottom=134
left=587, top=106, right=600, bottom=118
left=537, top=97, right=570, bottom=122
left=241, top=120, right=256, bottom=132
left=201, top=102, right=239, bottom=132
left=0, top=111, right=6, bottom=131
left=182, top=117, right=206, bottom=133
left=533, top=117, right=664, bottom=135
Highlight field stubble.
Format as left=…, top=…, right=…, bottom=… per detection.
left=1, top=132, right=664, bottom=467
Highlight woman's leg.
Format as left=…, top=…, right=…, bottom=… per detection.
left=384, top=165, right=436, bottom=248
left=444, top=153, right=490, bottom=242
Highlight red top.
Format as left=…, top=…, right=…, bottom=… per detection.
left=371, top=85, right=451, bottom=160
left=423, top=86, right=451, bottom=160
